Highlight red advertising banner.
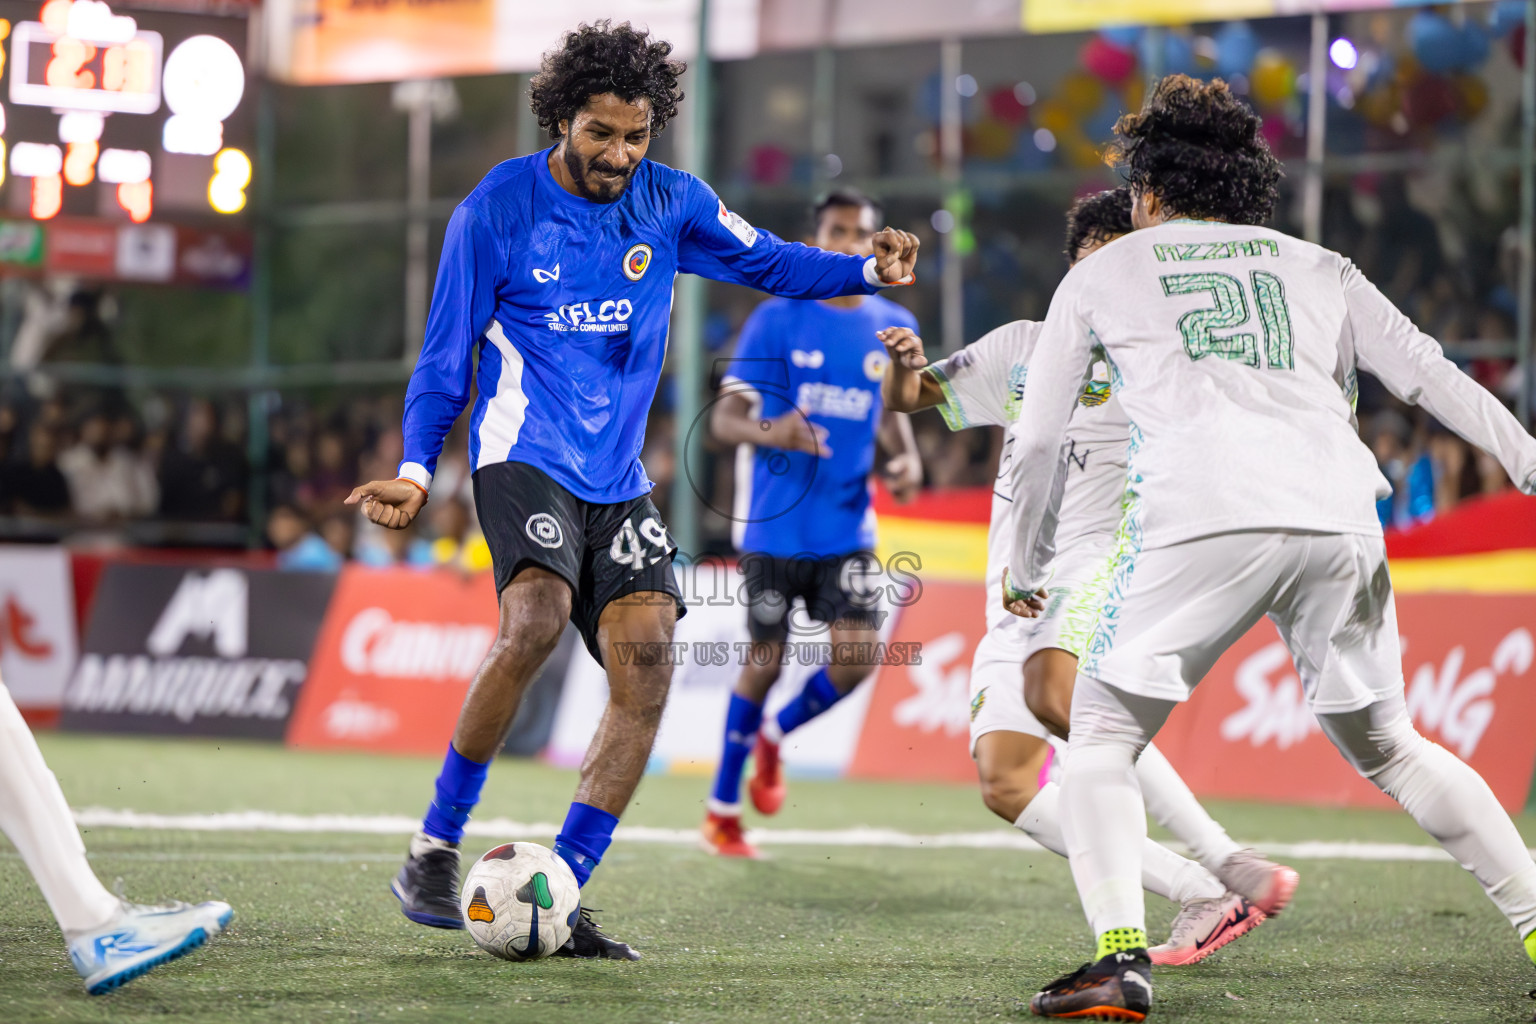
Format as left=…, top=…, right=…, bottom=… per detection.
left=1158, top=594, right=1536, bottom=811
left=847, top=581, right=987, bottom=784
left=286, top=566, right=499, bottom=754
left=846, top=586, right=1536, bottom=810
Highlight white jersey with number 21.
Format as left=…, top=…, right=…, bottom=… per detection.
left=1006, top=220, right=1536, bottom=590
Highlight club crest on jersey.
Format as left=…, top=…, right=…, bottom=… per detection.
left=1079, top=380, right=1112, bottom=407
left=622, top=243, right=652, bottom=282
left=864, top=350, right=889, bottom=381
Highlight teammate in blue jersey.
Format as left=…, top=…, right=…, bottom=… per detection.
left=700, top=189, right=922, bottom=859
left=345, top=22, right=919, bottom=959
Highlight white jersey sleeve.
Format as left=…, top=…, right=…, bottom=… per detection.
left=1343, top=263, right=1536, bottom=495
left=1005, top=285, right=1098, bottom=591
left=923, top=321, right=1038, bottom=430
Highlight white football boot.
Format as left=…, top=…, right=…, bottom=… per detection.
left=67, top=899, right=233, bottom=995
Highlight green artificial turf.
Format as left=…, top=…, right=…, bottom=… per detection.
left=0, top=733, right=1532, bottom=1023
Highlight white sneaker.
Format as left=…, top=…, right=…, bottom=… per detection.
left=1149, top=892, right=1265, bottom=966
left=68, top=899, right=233, bottom=995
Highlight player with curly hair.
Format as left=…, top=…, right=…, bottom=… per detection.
left=348, top=21, right=919, bottom=960
left=1005, top=74, right=1536, bottom=1020
left=881, top=188, right=1275, bottom=970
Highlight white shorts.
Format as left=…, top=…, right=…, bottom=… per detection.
left=1080, top=530, right=1404, bottom=713
left=968, top=618, right=1051, bottom=754
left=1024, top=540, right=1116, bottom=663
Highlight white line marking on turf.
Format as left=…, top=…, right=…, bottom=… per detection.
left=69, top=808, right=1534, bottom=862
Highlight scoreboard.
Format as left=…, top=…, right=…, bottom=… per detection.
left=0, top=0, right=250, bottom=283
left=0, top=0, right=249, bottom=284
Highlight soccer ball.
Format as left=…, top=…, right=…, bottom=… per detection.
left=459, top=842, right=581, bottom=961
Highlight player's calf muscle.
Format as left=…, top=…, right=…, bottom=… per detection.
left=452, top=573, right=571, bottom=759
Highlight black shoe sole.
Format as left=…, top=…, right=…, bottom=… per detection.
left=390, top=879, right=464, bottom=930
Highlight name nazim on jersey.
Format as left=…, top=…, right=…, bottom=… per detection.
left=1153, top=238, right=1280, bottom=262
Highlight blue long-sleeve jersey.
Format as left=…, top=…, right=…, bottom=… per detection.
left=398, top=150, right=894, bottom=503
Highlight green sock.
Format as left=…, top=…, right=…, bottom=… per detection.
left=1096, top=927, right=1149, bottom=959
left=1524, top=930, right=1536, bottom=967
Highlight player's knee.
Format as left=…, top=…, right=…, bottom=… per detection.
left=976, top=766, right=1038, bottom=823
left=496, top=583, right=569, bottom=661
left=826, top=660, right=874, bottom=690
left=1024, top=682, right=1071, bottom=738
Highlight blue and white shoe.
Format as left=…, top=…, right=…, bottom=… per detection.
left=67, top=899, right=233, bottom=995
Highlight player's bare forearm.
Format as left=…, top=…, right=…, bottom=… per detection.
left=708, top=389, right=762, bottom=447
left=877, top=327, right=939, bottom=412
left=877, top=410, right=923, bottom=504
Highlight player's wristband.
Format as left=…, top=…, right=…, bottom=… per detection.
left=395, top=477, right=429, bottom=501
left=864, top=257, right=916, bottom=289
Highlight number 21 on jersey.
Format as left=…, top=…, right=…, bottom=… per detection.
left=1161, top=271, right=1294, bottom=371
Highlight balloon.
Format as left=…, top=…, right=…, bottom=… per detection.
left=968, top=118, right=1015, bottom=161
left=1214, top=21, right=1259, bottom=79
left=1121, top=76, right=1146, bottom=115
left=1457, top=20, right=1490, bottom=69
left=1059, top=71, right=1107, bottom=115
left=747, top=144, right=791, bottom=186
left=1065, top=136, right=1104, bottom=170
left=1082, top=34, right=1138, bottom=84
left=1451, top=73, right=1489, bottom=121
left=987, top=84, right=1030, bottom=125
left=1250, top=49, right=1296, bottom=108
left=1084, top=97, right=1122, bottom=142
left=1404, top=73, right=1458, bottom=127
left=1408, top=11, right=1463, bottom=74
left=1490, top=1, right=1526, bottom=39
left=1101, top=25, right=1143, bottom=51
left=1140, top=30, right=1196, bottom=77
left=1033, top=98, right=1075, bottom=136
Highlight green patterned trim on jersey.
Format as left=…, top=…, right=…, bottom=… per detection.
left=1049, top=485, right=1133, bottom=660
left=1004, top=363, right=1028, bottom=422
left=1080, top=419, right=1146, bottom=679
left=923, top=363, right=971, bottom=431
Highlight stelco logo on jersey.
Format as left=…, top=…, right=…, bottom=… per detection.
left=544, top=299, right=634, bottom=334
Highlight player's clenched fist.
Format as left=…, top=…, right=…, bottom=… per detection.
left=346, top=478, right=427, bottom=530
left=877, top=326, right=927, bottom=370
left=871, top=228, right=920, bottom=285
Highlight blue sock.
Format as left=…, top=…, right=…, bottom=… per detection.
left=774, top=668, right=846, bottom=737
left=708, top=693, right=763, bottom=812
left=421, top=744, right=491, bottom=845
left=553, top=802, right=618, bottom=887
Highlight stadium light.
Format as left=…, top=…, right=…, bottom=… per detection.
left=163, top=35, right=244, bottom=122
left=1329, top=38, right=1359, bottom=70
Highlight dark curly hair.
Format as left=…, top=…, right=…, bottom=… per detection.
left=530, top=21, right=686, bottom=139
left=1111, top=74, right=1281, bottom=226
left=1064, top=188, right=1133, bottom=263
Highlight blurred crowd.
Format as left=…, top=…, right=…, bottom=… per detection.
left=0, top=390, right=491, bottom=571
